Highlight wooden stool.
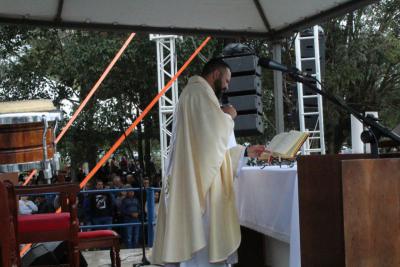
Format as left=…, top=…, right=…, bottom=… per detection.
left=78, top=230, right=121, bottom=267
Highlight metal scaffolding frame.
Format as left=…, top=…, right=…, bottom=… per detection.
left=295, top=25, right=326, bottom=155
left=150, top=34, right=180, bottom=177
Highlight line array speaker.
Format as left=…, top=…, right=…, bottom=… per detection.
left=222, top=52, right=264, bottom=137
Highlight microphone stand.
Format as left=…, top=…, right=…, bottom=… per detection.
left=118, top=118, right=151, bottom=266
left=285, top=71, right=400, bottom=157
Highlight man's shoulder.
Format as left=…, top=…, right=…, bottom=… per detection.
left=182, top=76, right=211, bottom=98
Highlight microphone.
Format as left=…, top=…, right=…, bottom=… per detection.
left=258, top=57, right=310, bottom=77
left=220, top=93, right=230, bottom=107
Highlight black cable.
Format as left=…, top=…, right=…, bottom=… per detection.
left=118, top=117, right=151, bottom=266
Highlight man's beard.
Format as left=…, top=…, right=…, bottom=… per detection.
left=214, top=79, right=224, bottom=100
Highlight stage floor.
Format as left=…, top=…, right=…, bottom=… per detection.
left=82, top=248, right=159, bottom=267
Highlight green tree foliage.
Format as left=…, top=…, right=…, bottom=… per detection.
left=0, top=28, right=161, bottom=176
left=278, top=0, right=400, bottom=153
left=322, top=0, right=400, bottom=152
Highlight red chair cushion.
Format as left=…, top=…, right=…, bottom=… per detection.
left=18, top=213, right=70, bottom=234
left=78, top=230, right=118, bottom=240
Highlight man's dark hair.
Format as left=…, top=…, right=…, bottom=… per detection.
left=201, top=58, right=231, bottom=77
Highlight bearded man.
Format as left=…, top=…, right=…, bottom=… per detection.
left=152, top=58, right=264, bottom=267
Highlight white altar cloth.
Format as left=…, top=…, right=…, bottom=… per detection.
left=235, top=165, right=300, bottom=267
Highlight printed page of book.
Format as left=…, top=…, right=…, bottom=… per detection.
left=285, top=131, right=308, bottom=157
left=267, top=132, right=289, bottom=154
left=267, top=130, right=307, bottom=158
left=268, top=132, right=295, bottom=156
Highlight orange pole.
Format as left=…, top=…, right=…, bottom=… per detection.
left=55, top=33, right=136, bottom=144
left=22, top=169, right=37, bottom=186
left=20, top=33, right=136, bottom=257
left=20, top=36, right=211, bottom=257
left=21, top=32, right=136, bottom=226
left=79, top=36, right=212, bottom=189
left=19, top=244, right=32, bottom=257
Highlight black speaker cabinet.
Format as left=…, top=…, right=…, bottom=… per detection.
left=223, top=55, right=261, bottom=75
left=229, top=75, right=261, bottom=95
left=227, top=95, right=262, bottom=114
left=222, top=53, right=264, bottom=136
left=235, top=114, right=263, bottom=136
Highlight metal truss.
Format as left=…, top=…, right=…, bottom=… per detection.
left=150, top=34, right=180, bottom=176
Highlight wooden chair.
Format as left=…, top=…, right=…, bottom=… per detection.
left=78, top=230, right=121, bottom=267
left=0, top=178, right=80, bottom=267
left=57, top=174, right=121, bottom=267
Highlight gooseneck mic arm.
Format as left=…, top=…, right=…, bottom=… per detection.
left=258, top=59, right=400, bottom=156
left=258, top=57, right=311, bottom=77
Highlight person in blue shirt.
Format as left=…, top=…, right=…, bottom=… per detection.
left=121, top=185, right=141, bottom=248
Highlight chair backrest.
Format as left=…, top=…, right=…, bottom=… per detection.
left=14, top=179, right=81, bottom=267
left=0, top=179, right=20, bottom=267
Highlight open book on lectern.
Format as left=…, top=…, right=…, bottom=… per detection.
left=264, top=130, right=309, bottom=159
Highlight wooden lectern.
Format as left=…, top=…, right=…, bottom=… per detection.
left=297, top=154, right=400, bottom=267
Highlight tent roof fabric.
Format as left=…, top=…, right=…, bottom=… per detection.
left=0, top=0, right=377, bottom=38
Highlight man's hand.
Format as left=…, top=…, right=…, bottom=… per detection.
left=246, top=145, right=266, bottom=158
left=221, top=105, right=237, bottom=119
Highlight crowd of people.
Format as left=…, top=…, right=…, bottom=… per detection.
left=79, top=175, right=160, bottom=249
left=18, top=156, right=161, bottom=249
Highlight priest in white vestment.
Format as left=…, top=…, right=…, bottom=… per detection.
left=152, top=58, right=265, bottom=267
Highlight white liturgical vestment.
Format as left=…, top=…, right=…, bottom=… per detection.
left=152, top=76, right=245, bottom=266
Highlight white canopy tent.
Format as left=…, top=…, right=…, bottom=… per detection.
left=0, top=0, right=377, bottom=39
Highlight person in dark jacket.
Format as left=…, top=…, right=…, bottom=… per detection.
left=34, top=195, right=53, bottom=213
left=90, top=180, right=114, bottom=230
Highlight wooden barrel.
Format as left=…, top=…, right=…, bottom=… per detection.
left=0, top=122, right=54, bottom=164
left=0, top=111, right=61, bottom=172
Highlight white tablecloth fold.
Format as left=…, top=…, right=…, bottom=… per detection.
left=235, top=165, right=300, bottom=267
